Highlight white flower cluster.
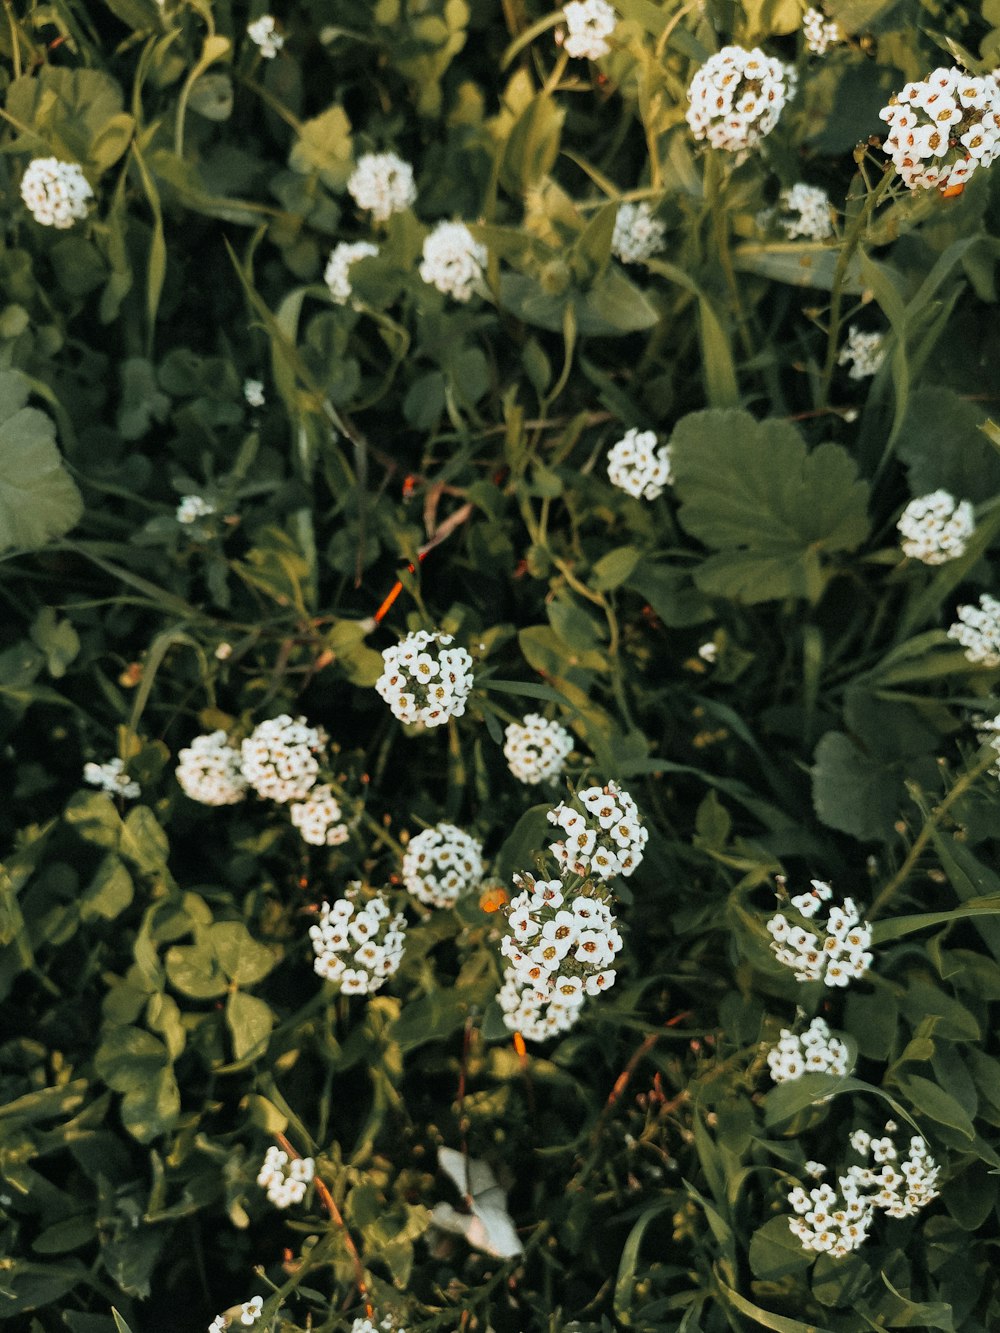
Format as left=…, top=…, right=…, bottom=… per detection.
left=208, top=1297, right=263, bottom=1332
left=324, top=240, right=379, bottom=304
left=837, top=325, right=884, bottom=379
left=766, top=881, right=873, bottom=987
left=351, top=1317, right=405, bottom=1333
left=240, top=715, right=327, bottom=802
left=20, top=158, right=93, bottom=229
left=247, top=14, right=283, bottom=58
left=777, top=183, right=834, bottom=240
left=309, top=888, right=407, bottom=994
left=289, top=784, right=351, bottom=846
left=547, top=780, right=648, bottom=880
left=767, top=1015, right=849, bottom=1083
left=606, top=427, right=673, bottom=501
left=974, top=712, right=1000, bottom=776
left=402, top=823, right=485, bottom=908
left=347, top=152, right=417, bottom=222
left=243, top=378, right=265, bottom=408
left=803, top=7, right=841, bottom=56
left=948, top=593, right=1000, bottom=666
left=879, top=66, right=1000, bottom=194
left=611, top=201, right=666, bottom=264
left=176, top=494, right=216, bottom=524
left=686, top=46, right=790, bottom=153
left=84, top=758, right=140, bottom=801
left=503, top=714, right=574, bottom=785
left=419, top=222, right=488, bottom=303
left=256, top=1145, right=315, bottom=1208
left=175, top=732, right=248, bottom=807
left=788, top=1124, right=939, bottom=1257
left=561, top=0, right=616, bottom=60
left=898, top=490, right=975, bottom=565
left=498, top=871, right=623, bottom=1040
left=375, top=629, right=475, bottom=728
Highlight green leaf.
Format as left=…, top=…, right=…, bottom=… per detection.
left=811, top=731, right=902, bottom=842
left=614, top=1199, right=672, bottom=1326
left=120, top=1063, right=181, bottom=1144
left=896, top=386, right=1000, bottom=505
left=288, top=104, right=354, bottom=188
left=0, top=376, right=83, bottom=552
left=590, top=545, right=641, bottom=591
left=894, top=1073, right=976, bottom=1140
left=389, top=989, right=472, bottom=1053
left=670, top=409, right=870, bottom=604
left=119, top=806, right=169, bottom=875
left=165, top=938, right=228, bottom=999
left=64, top=791, right=123, bottom=850
left=209, top=921, right=279, bottom=986
left=29, top=606, right=80, bottom=679
left=749, top=1215, right=814, bottom=1281
left=226, top=990, right=274, bottom=1061
left=80, top=855, right=134, bottom=922
left=732, top=241, right=864, bottom=293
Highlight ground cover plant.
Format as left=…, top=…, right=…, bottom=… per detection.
left=9, top=0, right=1000, bottom=1329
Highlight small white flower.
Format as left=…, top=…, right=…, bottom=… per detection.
left=176, top=494, right=216, bottom=524
left=419, top=222, right=487, bottom=303
left=837, top=326, right=885, bottom=379
left=777, top=183, right=834, bottom=240
left=562, top=0, right=617, bottom=60
left=611, top=202, right=666, bottom=264
left=289, top=783, right=351, bottom=846
left=324, top=240, right=379, bottom=304
left=347, top=152, right=417, bottom=222
left=375, top=629, right=474, bottom=729
left=84, top=757, right=140, bottom=801
left=607, top=427, right=673, bottom=501
left=546, top=780, right=648, bottom=880
left=880, top=66, right=1000, bottom=193
left=247, top=15, right=283, bottom=58
left=240, top=1297, right=264, bottom=1327
left=311, top=886, right=406, bottom=994
left=948, top=593, right=1000, bottom=666
left=766, top=1016, right=850, bottom=1084
left=898, top=489, right=975, bottom=565
left=240, top=714, right=327, bottom=803
left=243, top=379, right=265, bottom=407
left=176, top=731, right=248, bottom=806
left=503, top=714, right=574, bottom=785
left=257, top=1144, right=314, bottom=1208
left=402, top=823, right=485, bottom=907
left=686, top=46, right=790, bottom=153
left=803, top=7, right=841, bottom=56
left=20, top=158, right=93, bottom=229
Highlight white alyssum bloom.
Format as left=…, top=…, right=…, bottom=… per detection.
left=788, top=1123, right=940, bottom=1257
left=547, top=780, right=648, bottom=880
left=310, top=885, right=407, bottom=994
left=562, top=0, right=617, bottom=60
left=419, top=222, right=487, bottom=303
left=176, top=494, right=216, bottom=524
left=243, top=379, right=265, bottom=408
left=176, top=731, right=248, bottom=806
left=777, top=183, right=834, bottom=240
left=247, top=15, right=283, bottom=58
left=948, top=593, right=1000, bottom=666
left=898, top=490, right=975, bottom=565
left=375, top=629, right=475, bottom=729
left=837, top=326, right=885, bottom=379
left=208, top=1298, right=264, bottom=1331
left=803, top=7, right=841, bottom=56
left=324, top=240, right=379, bottom=304
left=607, top=427, right=673, bottom=501
left=766, top=883, right=873, bottom=987
left=347, top=152, right=417, bottom=222
left=504, top=714, right=574, bottom=785
left=84, top=758, right=140, bottom=801
left=289, top=783, right=351, bottom=846
left=20, top=158, right=93, bottom=229
left=240, top=714, right=327, bottom=803
left=402, top=823, right=485, bottom=908
left=256, top=1145, right=315, bottom=1209
left=973, top=712, right=1000, bottom=777
left=611, top=201, right=666, bottom=264
left=351, top=1318, right=405, bottom=1333
left=766, top=1015, right=850, bottom=1083
left=879, top=66, right=1000, bottom=194
left=686, top=46, right=790, bottom=153
left=498, top=870, right=624, bottom=1041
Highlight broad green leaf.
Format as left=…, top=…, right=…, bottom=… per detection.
left=733, top=241, right=864, bottom=293
left=389, top=989, right=472, bottom=1053
left=895, top=1073, right=976, bottom=1140
left=288, top=104, right=354, bottom=188
left=210, top=921, right=279, bottom=986
left=120, top=806, right=169, bottom=875
left=590, top=546, right=641, bottom=591
left=810, top=731, right=902, bottom=842
left=749, top=1215, right=814, bottom=1281
left=80, top=855, right=134, bottom=922
left=0, top=385, right=83, bottom=552
left=165, top=938, right=228, bottom=999
left=897, top=385, right=1000, bottom=504
left=226, top=990, right=274, bottom=1060
left=121, top=1063, right=181, bottom=1144
left=670, top=409, right=870, bottom=604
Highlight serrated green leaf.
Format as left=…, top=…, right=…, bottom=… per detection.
left=0, top=391, right=83, bottom=552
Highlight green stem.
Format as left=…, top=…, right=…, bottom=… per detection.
left=869, top=748, right=997, bottom=919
